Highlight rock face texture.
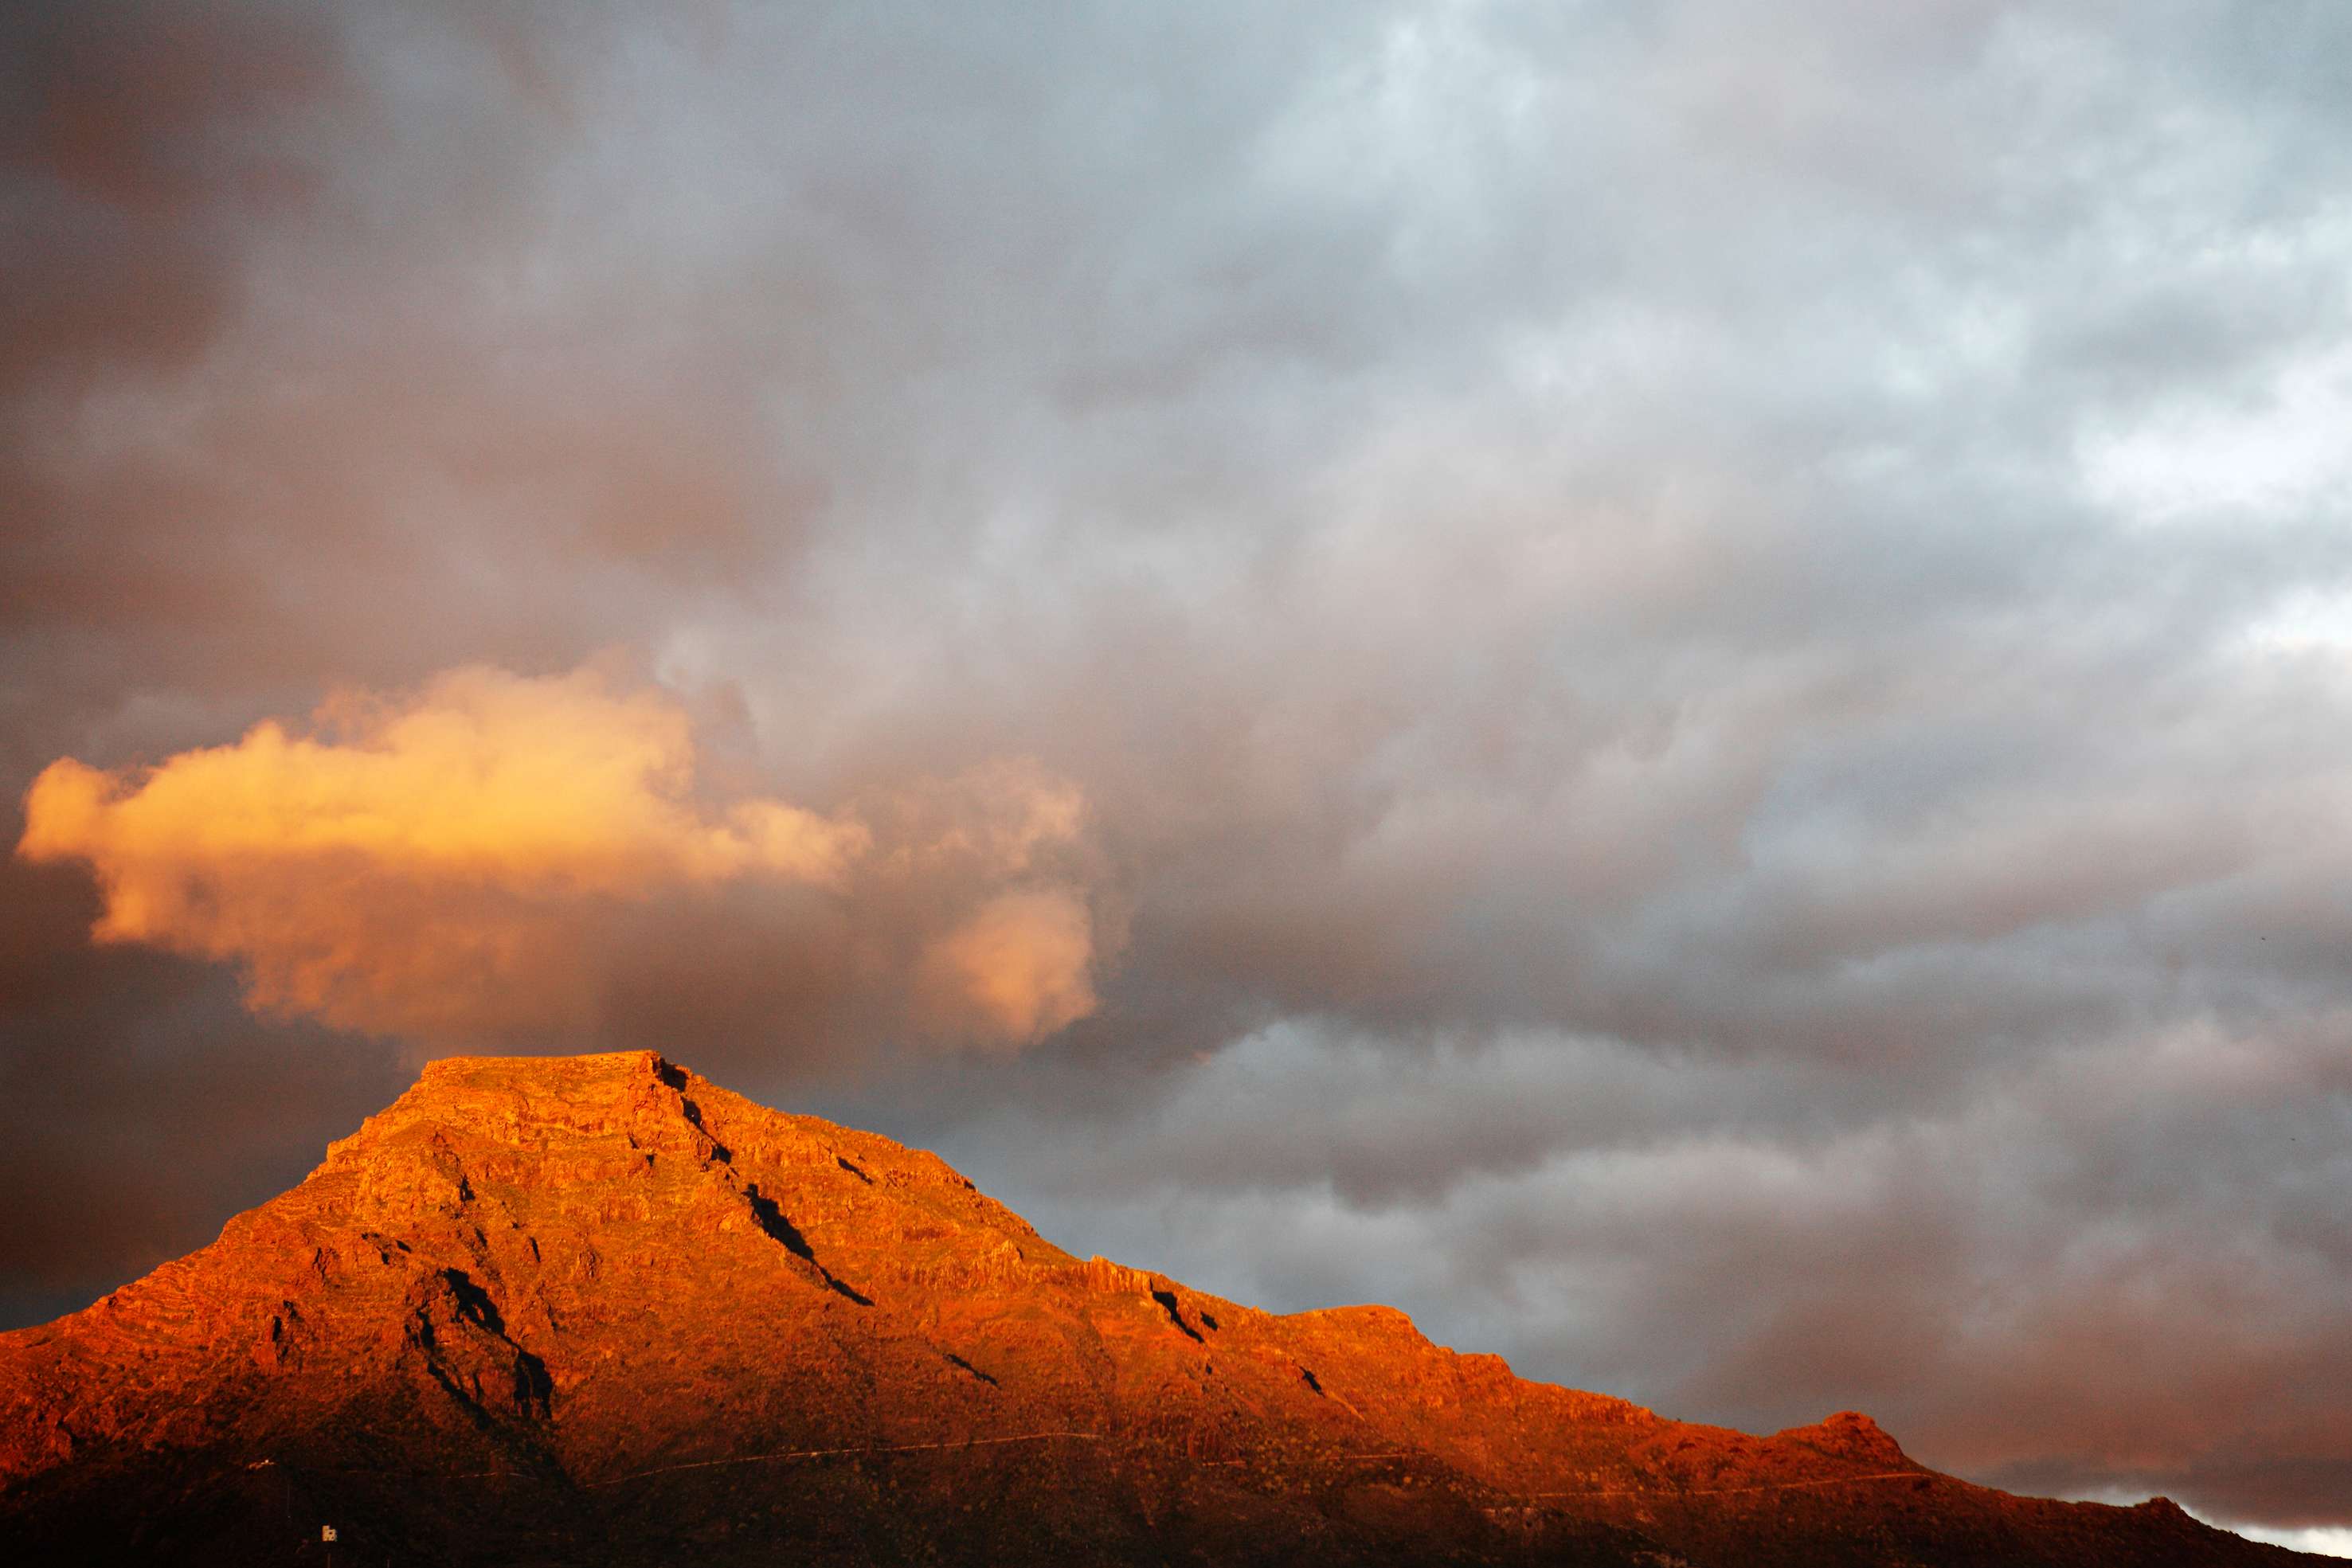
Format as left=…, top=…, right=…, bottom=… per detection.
left=0, top=1051, right=2319, bottom=1565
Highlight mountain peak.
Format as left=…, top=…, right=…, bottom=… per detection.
left=1, top=1054, right=2318, bottom=1566
left=333, top=1049, right=717, bottom=1158
left=1775, top=1410, right=1911, bottom=1467
left=415, top=1047, right=683, bottom=1089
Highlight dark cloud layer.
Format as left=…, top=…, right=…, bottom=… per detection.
left=6, top=0, right=2351, bottom=1543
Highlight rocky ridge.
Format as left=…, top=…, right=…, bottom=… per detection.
left=0, top=1050, right=2318, bottom=1566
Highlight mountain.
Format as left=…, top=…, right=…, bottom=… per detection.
left=0, top=1050, right=2317, bottom=1566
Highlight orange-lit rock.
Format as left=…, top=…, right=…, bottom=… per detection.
left=0, top=1052, right=2318, bottom=1565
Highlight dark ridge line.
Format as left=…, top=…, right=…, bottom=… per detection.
left=743, top=1183, right=874, bottom=1306
left=1151, top=1288, right=1203, bottom=1343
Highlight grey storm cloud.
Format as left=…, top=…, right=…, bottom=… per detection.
left=6, top=0, right=2352, bottom=1545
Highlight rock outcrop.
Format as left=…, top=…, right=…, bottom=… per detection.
left=0, top=1051, right=2319, bottom=1566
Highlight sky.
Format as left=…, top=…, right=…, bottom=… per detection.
left=5, top=0, right=2351, bottom=1546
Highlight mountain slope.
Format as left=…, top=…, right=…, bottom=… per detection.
left=0, top=1050, right=2316, bottom=1566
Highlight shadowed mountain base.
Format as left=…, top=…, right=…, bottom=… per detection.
left=0, top=1052, right=2320, bottom=1566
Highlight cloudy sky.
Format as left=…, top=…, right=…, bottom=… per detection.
left=6, top=0, right=2352, bottom=1549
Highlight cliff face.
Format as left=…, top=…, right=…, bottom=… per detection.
left=0, top=1051, right=2312, bottom=1566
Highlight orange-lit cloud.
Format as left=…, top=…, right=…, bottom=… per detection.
left=920, top=887, right=1100, bottom=1049
left=18, top=666, right=1102, bottom=1049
